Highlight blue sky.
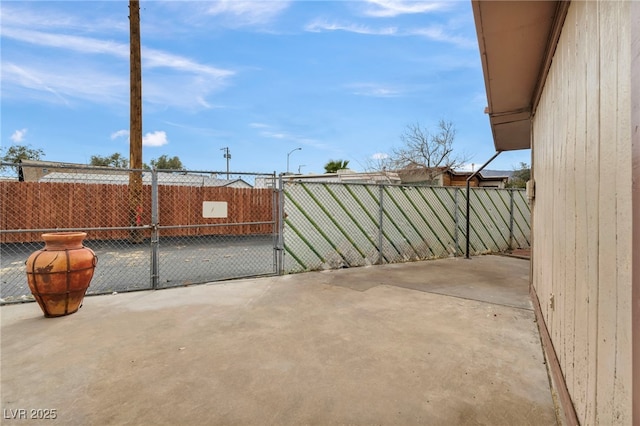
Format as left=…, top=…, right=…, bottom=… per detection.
left=1, top=0, right=530, bottom=175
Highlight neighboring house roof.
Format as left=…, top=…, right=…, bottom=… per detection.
left=18, top=160, right=252, bottom=188
left=472, top=1, right=570, bottom=151
left=39, top=172, right=252, bottom=188
left=448, top=169, right=510, bottom=180
left=283, top=169, right=401, bottom=185
left=18, top=159, right=115, bottom=181
left=396, top=166, right=509, bottom=186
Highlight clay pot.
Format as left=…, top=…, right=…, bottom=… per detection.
left=26, top=232, right=97, bottom=317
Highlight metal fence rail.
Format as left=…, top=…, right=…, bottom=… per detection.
left=281, top=181, right=530, bottom=273
left=0, top=163, right=277, bottom=303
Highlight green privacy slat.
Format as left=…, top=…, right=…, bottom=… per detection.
left=307, top=184, right=367, bottom=260
left=512, top=191, right=531, bottom=246
left=402, top=188, right=451, bottom=255
left=323, top=184, right=373, bottom=257
left=487, top=190, right=512, bottom=229
left=383, top=186, right=437, bottom=257
left=436, top=186, right=458, bottom=218
left=283, top=220, right=311, bottom=270
left=380, top=187, right=423, bottom=258
left=286, top=184, right=350, bottom=265
left=283, top=181, right=530, bottom=267
left=363, top=184, right=404, bottom=259
left=344, top=185, right=393, bottom=263
left=474, top=191, right=504, bottom=250
left=414, top=187, right=456, bottom=249
left=282, top=199, right=326, bottom=264
left=455, top=188, right=481, bottom=253
left=483, top=190, right=512, bottom=246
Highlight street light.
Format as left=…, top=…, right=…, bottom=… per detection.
left=287, top=147, right=301, bottom=174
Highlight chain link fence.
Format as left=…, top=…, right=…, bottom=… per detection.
left=1, top=163, right=277, bottom=303
left=280, top=180, right=530, bottom=273
left=1, top=163, right=530, bottom=305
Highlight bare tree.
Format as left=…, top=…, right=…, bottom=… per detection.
left=389, top=120, right=470, bottom=184
left=363, top=153, right=393, bottom=173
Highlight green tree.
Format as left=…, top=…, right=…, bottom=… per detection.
left=506, top=162, right=531, bottom=188
left=90, top=153, right=129, bottom=168
left=1, top=144, right=45, bottom=164
left=324, top=159, right=350, bottom=173
left=0, top=144, right=45, bottom=175
left=149, top=155, right=184, bottom=170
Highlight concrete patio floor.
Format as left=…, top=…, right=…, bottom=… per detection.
left=1, top=255, right=557, bottom=425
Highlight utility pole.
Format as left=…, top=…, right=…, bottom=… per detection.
left=221, top=147, right=231, bottom=179
left=129, top=0, right=143, bottom=242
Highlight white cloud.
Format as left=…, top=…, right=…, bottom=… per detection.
left=362, top=0, right=450, bottom=18
left=371, top=153, right=389, bottom=160
left=1, top=25, right=234, bottom=109
left=348, top=83, right=402, bottom=98
left=11, top=128, right=28, bottom=143
left=1, top=4, right=128, bottom=34
left=3, top=28, right=234, bottom=79
left=3, top=63, right=72, bottom=105
left=304, top=19, right=472, bottom=49
left=205, top=1, right=291, bottom=26
left=262, top=131, right=289, bottom=139
left=410, top=26, right=475, bottom=49
left=251, top=123, right=328, bottom=150
left=1, top=27, right=129, bottom=59
left=144, top=48, right=234, bottom=78
left=143, top=131, right=169, bottom=147
left=305, top=19, right=397, bottom=35
left=111, top=130, right=129, bottom=140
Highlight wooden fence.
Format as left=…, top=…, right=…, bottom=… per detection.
left=0, top=182, right=275, bottom=243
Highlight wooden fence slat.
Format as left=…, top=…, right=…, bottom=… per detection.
left=1, top=182, right=274, bottom=243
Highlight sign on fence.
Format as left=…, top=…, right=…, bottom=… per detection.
left=202, top=201, right=228, bottom=218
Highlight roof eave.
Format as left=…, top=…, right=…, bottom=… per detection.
left=472, top=0, right=570, bottom=151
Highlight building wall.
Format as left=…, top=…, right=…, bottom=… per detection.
left=632, top=2, right=640, bottom=423
left=531, top=1, right=632, bottom=424
left=445, top=174, right=476, bottom=187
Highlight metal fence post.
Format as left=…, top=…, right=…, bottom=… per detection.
left=378, top=184, right=384, bottom=265
left=465, top=185, right=471, bottom=259
left=454, top=188, right=460, bottom=256
left=276, top=173, right=285, bottom=275
left=509, top=189, right=515, bottom=250
left=150, top=169, right=159, bottom=289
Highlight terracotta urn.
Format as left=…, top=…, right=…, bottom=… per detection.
left=26, top=232, right=97, bottom=317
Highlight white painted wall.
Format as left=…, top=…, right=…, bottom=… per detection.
left=531, top=1, right=632, bottom=424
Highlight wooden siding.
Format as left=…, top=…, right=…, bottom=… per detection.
left=631, top=2, right=640, bottom=424
left=531, top=1, right=632, bottom=424
left=630, top=2, right=640, bottom=425
left=0, top=182, right=274, bottom=243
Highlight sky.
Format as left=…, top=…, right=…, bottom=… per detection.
left=1, top=0, right=531, bottom=176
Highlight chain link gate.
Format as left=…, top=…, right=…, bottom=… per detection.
left=0, top=163, right=278, bottom=304
left=151, top=169, right=278, bottom=289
